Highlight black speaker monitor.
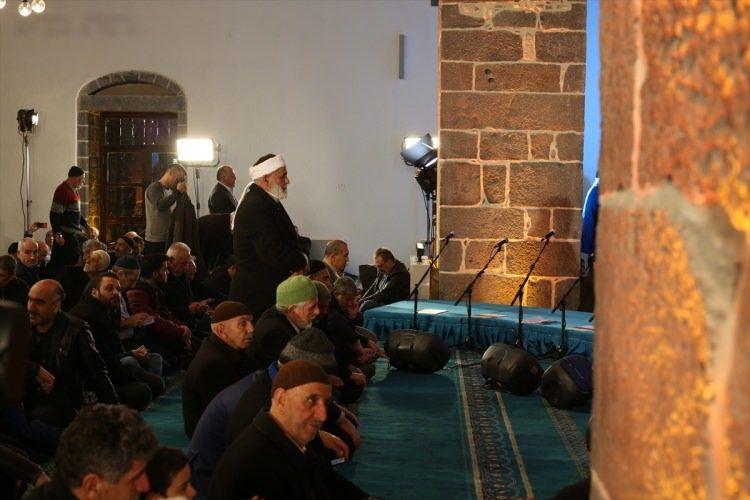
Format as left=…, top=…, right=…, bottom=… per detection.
left=386, top=329, right=450, bottom=373
left=481, top=343, right=543, bottom=396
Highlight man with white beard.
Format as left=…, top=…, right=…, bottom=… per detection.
left=229, top=154, right=307, bottom=318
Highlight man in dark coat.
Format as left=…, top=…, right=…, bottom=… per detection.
left=359, top=247, right=410, bottom=312
left=229, top=153, right=307, bottom=318
left=247, top=275, right=319, bottom=372
left=208, top=165, right=238, bottom=214
left=181, top=301, right=254, bottom=438
left=208, top=360, right=368, bottom=500
left=69, top=272, right=164, bottom=411
left=25, top=280, right=118, bottom=427
left=0, top=255, right=29, bottom=304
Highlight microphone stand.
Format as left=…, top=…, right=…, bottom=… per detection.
left=454, top=242, right=505, bottom=349
left=411, top=236, right=452, bottom=329
left=510, top=237, right=553, bottom=349
left=540, top=275, right=581, bottom=359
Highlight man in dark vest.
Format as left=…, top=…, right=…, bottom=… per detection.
left=229, top=154, right=307, bottom=318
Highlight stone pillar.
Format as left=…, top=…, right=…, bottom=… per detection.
left=592, top=1, right=749, bottom=498
left=437, top=0, right=586, bottom=308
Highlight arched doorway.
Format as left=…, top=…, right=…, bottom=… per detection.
left=76, top=71, right=187, bottom=242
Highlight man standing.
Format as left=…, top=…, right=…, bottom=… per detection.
left=322, top=240, right=350, bottom=283
left=182, top=301, right=254, bottom=438
left=208, top=165, right=238, bottom=214
left=229, top=154, right=307, bottom=317
left=208, top=360, right=368, bottom=500
left=25, top=280, right=118, bottom=426
left=248, top=275, right=319, bottom=371
left=144, top=164, right=187, bottom=255
left=26, top=404, right=158, bottom=500
left=49, top=166, right=94, bottom=267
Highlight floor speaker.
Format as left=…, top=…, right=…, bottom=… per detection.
left=481, top=343, right=543, bottom=395
left=540, top=355, right=593, bottom=409
left=386, top=329, right=450, bottom=373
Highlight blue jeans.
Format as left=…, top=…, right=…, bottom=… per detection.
left=121, top=352, right=163, bottom=376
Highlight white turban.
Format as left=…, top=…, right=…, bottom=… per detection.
left=250, top=155, right=285, bottom=180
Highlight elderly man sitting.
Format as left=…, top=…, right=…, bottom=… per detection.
left=182, top=301, right=254, bottom=438
left=247, top=275, right=319, bottom=371
left=208, top=360, right=369, bottom=499
left=359, top=247, right=410, bottom=312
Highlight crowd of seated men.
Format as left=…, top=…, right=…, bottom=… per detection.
left=1, top=218, right=413, bottom=498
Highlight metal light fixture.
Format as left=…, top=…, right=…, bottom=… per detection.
left=176, top=138, right=219, bottom=165
left=0, top=0, right=47, bottom=15
left=401, top=133, right=439, bottom=259
left=17, top=109, right=38, bottom=133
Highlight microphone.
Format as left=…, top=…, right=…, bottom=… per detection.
left=541, top=230, right=555, bottom=241
left=494, top=238, right=509, bottom=249
left=443, top=231, right=455, bottom=242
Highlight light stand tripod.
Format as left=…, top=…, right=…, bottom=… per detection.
left=410, top=233, right=453, bottom=329
left=510, top=233, right=554, bottom=349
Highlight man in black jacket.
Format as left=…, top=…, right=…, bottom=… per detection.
left=70, top=272, right=164, bottom=411
left=248, top=275, right=319, bottom=372
left=25, top=280, right=118, bottom=426
left=208, top=165, right=238, bottom=214
left=181, top=301, right=254, bottom=438
left=229, top=153, right=307, bottom=318
left=209, top=360, right=368, bottom=500
left=0, top=255, right=29, bottom=305
left=359, top=247, right=410, bottom=312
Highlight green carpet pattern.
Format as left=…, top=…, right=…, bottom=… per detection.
left=142, top=351, right=591, bottom=499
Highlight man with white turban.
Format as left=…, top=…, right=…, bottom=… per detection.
left=229, top=154, right=307, bottom=318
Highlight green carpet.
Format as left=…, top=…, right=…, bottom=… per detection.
left=143, top=351, right=590, bottom=499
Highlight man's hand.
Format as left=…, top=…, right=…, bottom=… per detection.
left=329, top=375, right=345, bottom=387
left=319, top=431, right=349, bottom=462
left=189, top=299, right=212, bottom=315
left=335, top=402, right=359, bottom=427
left=87, top=226, right=98, bottom=239
left=176, top=181, right=188, bottom=193
left=348, top=367, right=366, bottom=386
left=122, top=312, right=151, bottom=329
left=131, top=345, right=149, bottom=360
left=54, top=233, right=65, bottom=246
left=36, top=366, right=55, bottom=393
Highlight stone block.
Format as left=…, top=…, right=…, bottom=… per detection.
left=492, top=8, right=537, bottom=28
left=77, top=141, right=88, bottom=157
left=441, top=4, right=485, bottom=29
left=508, top=162, right=582, bottom=208
left=527, top=208, right=552, bottom=238
left=556, top=132, right=584, bottom=161
left=539, top=2, right=586, bottom=30
left=536, top=32, right=586, bottom=63
left=553, top=277, right=580, bottom=310
left=479, top=131, right=528, bottom=161
left=442, top=62, right=474, bottom=91
left=506, top=240, right=579, bottom=277
left=592, top=206, right=712, bottom=497
left=441, top=93, right=584, bottom=131
left=440, top=130, right=478, bottom=159
left=439, top=207, right=525, bottom=239
left=525, top=278, right=553, bottom=307
left=441, top=30, right=523, bottom=62
left=465, top=240, right=504, bottom=271
left=77, top=125, right=88, bottom=140
left=482, top=164, right=507, bottom=204
left=552, top=208, right=582, bottom=240
left=563, top=64, right=585, bottom=92
left=475, top=63, right=560, bottom=92
left=440, top=162, right=482, bottom=206
left=530, top=133, right=553, bottom=159
left=438, top=272, right=520, bottom=304
left=598, top=1, right=637, bottom=194
left=440, top=239, right=464, bottom=272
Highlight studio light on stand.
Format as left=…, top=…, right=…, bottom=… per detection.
left=401, top=133, right=438, bottom=259
left=17, top=109, right=38, bottom=232
left=176, top=138, right=221, bottom=217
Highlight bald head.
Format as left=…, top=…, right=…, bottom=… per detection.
left=217, top=165, right=236, bottom=188
left=27, top=279, right=64, bottom=330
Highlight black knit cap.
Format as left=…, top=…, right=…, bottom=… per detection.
left=118, top=235, right=135, bottom=249
left=113, top=255, right=140, bottom=270
left=68, top=166, right=84, bottom=177
left=272, top=359, right=331, bottom=393
left=278, top=327, right=337, bottom=374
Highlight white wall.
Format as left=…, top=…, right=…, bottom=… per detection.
left=0, top=0, right=438, bottom=273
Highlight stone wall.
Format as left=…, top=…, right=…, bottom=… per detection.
left=437, top=0, right=586, bottom=308
left=592, top=1, right=750, bottom=498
